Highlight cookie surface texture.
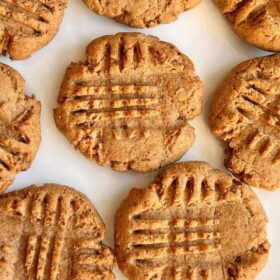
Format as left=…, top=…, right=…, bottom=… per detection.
left=210, top=54, right=280, bottom=191
left=0, top=0, right=67, bottom=60
left=54, top=33, right=204, bottom=172
left=0, top=183, right=115, bottom=279
left=83, top=0, right=201, bottom=28
left=0, top=63, right=40, bottom=193
left=115, top=161, right=269, bottom=280
left=214, top=0, right=280, bottom=51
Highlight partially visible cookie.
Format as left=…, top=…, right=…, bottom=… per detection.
left=115, top=161, right=269, bottom=280
left=54, top=33, right=204, bottom=173
left=0, top=0, right=67, bottom=60
left=0, top=63, right=40, bottom=193
left=83, top=0, right=201, bottom=28
left=0, top=183, right=115, bottom=279
left=213, top=0, right=280, bottom=51
left=210, top=54, right=280, bottom=191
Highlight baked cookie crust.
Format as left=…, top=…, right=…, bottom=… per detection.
left=54, top=33, right=204, bottom=173
left=0, top=183, right=115, bottom=279
left=210, top=54, right=280, bottom=191
left=115, top=161, right=269, bottom=279
left=0, top=63, right=41, bottom=192
left=0, top=0, right=67, bottom=60
left=83, top=0, right=201, bottom=28
left=214, top=0, right=280, bottom=52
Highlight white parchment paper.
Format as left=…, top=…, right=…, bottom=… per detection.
left=1, top=0, right=279, bottom=279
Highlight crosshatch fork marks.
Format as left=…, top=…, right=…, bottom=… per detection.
left=0, top=185, right=116, bottom=280
left=0, top=0, right=52, bottom=35
left=88, top=38, right=163, bottom=74
left=0, top=107, right=34, bottom=145
left=129, top=217, right=221, bottom=263
left=1, top=0, right=53, bottom=14
left=18, top=193, right=75, bottom=279
left=152, top=266, right=212, bottom=280
left=234, top=79, right=280, bottom=127
left=54, top=33, right=204, bottom=172
left=64, top=84, right=162, bottom=126
left=70, top=107, right=160, bottom=126
left=225, top=0, right=265, bottom=20
left=115, top=162, right=270, bottom=279
left=242, top=128, right=280, bottom=165
left=0, top=122, right=30, bottom=145
left=0, top=0, right=50, bottom=22
left=70, top=85, right=159, bottom=101
left=210, top=54, right=280, bottom=190
left=0, top=95, right=39, bottom=192
left=218, top=0, right=268, bottom=27
left=69, top=98, right=159, bottom=115
left=67, top=85, right=160, bottom=110
left=0, top=0, right=67, bottom=58
left=241, top=95, right=280, bottom=121
left=155, top=175, right=242, bottom=207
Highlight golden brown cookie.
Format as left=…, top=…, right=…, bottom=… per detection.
left=54, top=33, right=204, bottom=173
left=213, top=0, right=280, bottom=52
left=115, top=161, right=269, bottom=280
left=82, top=0, right=201, bottom=28
left=0, top=63, right=40, bottom=193
left=0, top=183, right=115, bottom=279
left=0, top=0, right=67, bottom=60
left=210, top=54, right=280, bottom=191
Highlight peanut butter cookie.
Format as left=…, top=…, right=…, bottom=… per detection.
left=83, top=0, right=201, bottom=28
left=54, top=33, right=204, bottom=173
left=0, top=183, right=115, bottom=279
left=115, top=161, right=269, bottom=280
left=0, top=63, right=40, bottom=193
left=213, top=0, right=280, bottom=51
left=0, top=0, right=67, bottom=60
left=210, top=54, right=280, bottom=191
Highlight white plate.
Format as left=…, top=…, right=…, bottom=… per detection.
left=1, top=0, right=279, bottom=279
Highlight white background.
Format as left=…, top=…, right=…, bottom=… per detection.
left=1, top=0, right=279, bottom=279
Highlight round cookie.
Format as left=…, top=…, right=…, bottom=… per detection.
left=54, top=33, right=204, bottom=173
left=115, top=161, right=269, bottom=280
left=213, top=0, right=280, bottom=52
left=0, top=0, right=67, bottom=60
left=0, top=63, right=40, bottom=193
left=0, top=183, right=115, bottom=279
left=210, top=54, right=280, bottom=191
left=82, top=0, right=201, bottom=28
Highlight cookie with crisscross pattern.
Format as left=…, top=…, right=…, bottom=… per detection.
left=214, top=0, right=280, bottom=51
left=0, top=183, right=115, bottom=279
left=54, top=33, right=204, bottom=172
left=0, top=0, right=67, bottom=59
left=115, top=161, right=269, bottom=279
left=0, top=63, right=40, bottom=192
left=210, top=54, right=280, bottom=190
